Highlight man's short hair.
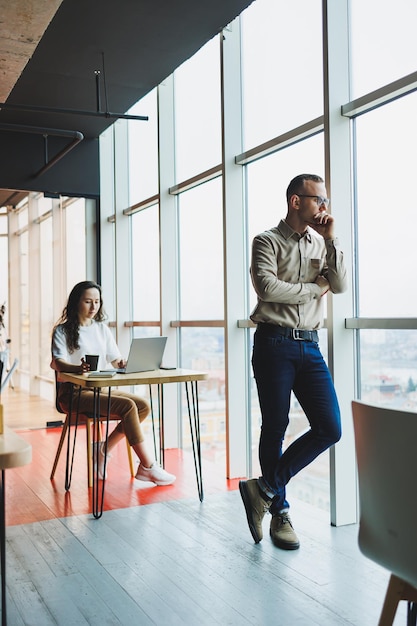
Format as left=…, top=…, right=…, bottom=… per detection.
left=286, top=174, right=324, bottom=202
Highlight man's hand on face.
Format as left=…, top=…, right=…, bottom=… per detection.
left=308, top=212, right=335, bottom=240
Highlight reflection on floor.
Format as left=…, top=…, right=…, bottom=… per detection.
left=7, top=425, right=240, bottom=526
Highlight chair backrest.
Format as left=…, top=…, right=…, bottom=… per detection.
left=352, top=400, right=417, bottom=589
left=54, top=372, right=95, bottom=424
left=55, top=372, right=66, bottom=414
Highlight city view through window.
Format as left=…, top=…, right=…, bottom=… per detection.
left=178, top=327, right=417, bottom=512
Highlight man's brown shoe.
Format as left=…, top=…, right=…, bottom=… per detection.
left=239, top=478, right=271, bottom=543
left=270, top=512, right=300, bottom=550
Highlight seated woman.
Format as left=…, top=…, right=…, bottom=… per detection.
left=51, top=280, right=175, bottom=486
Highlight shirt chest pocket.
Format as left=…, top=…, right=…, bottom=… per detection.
left=310, top=258, right=324, bottom=277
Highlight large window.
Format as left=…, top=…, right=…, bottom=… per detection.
left=349, top=0, right=417, bottom=99
left=65, top=198, right=86, bottom=290
left=128, top=89, right=159, bottom=205
left=241, top=0, right=323, bottom=151
left=174, top=37, right=221, bottom=183
left=178, top=178, right=225, bottom=460
left=19, top=230, right=29, bottom=373
left=39, top=215, right=53, bottom=377
left=353, top=92, right=417, bottom=410
left=16, top=205, right=30, bottom=374
left=5, top=193, right=89, bottom=404
left=355, top=93, right=417, bottom=318
left=178, top=180, right=224, bottom=320
left=131, top=204, right=160, bottom=328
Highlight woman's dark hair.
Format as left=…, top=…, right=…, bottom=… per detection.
left=54, top=281, right=106, bottom=353
left=286, top=174, right=324, bottom=202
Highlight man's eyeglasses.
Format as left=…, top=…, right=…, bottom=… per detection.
left=297, top=194, right=330, bottom=208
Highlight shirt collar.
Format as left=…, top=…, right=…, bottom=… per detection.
left=278, top=219, right=312, bottom=242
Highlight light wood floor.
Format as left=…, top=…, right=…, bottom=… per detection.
left=1, top=388, right=409, bottom=625
left=5, top=494, right=408, bottom=625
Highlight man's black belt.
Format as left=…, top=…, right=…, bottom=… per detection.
left=257, top=323, right=318, bottom=342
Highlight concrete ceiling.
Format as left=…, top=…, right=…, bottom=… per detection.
left=0, top=0, right=64, bottom=102
left=0, top=0, right=254, bottom=208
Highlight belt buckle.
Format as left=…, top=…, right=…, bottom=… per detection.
left=291, top=329, right=304, bottom=340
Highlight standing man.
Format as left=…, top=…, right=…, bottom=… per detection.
left=239, top=174, right=347, bottom=550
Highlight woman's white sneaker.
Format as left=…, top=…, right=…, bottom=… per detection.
left=93, top=441, right=112, bottom=480
left=135, top=462, right=176, bottom=486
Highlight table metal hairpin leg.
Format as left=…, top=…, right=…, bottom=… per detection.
left=185, top=380, right=203, bottom=502
left=91, top=387, right=111, bottom=519
left=148, top=384, right=164, bottom=467
left=158, top=384, right=165, bottom=468
left=148, top=384, right=158, bottom=463
left=65, top=384, right=82, bottom=491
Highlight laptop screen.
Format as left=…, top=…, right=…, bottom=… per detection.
left=122, top=336, right=168, bottom=373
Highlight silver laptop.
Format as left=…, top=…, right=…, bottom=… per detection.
left=114, top=336, right=167, bottom=374
left=352, top=400, right=417, bottom=589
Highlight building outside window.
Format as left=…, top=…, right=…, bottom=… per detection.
left=177, top=179, right=225, bottom=462
left=353, top=93, right=417, bottom=411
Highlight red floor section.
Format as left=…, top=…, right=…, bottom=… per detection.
left=6, top=426, right=241, bottom=526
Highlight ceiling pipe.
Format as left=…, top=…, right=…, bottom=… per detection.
left=35, top=131, right=83, bottom=178
left=0, top=122, right=83, bottom=178
left=0, top=101, right=148, bottom=121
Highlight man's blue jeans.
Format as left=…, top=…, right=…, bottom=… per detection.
left=252, top=325, right=342, bottom=516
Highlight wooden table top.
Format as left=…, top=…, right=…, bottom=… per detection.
left=58, top=368, right=208, bottom=388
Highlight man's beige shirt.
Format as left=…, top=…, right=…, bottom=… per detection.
left=250, top=219, right=347, bottom=330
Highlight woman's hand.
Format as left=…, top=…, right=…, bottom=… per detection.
left=53, top=357, right=88, bottom=375
left=80, top=358, right=90, bottom=373
left=116, top=358, right=127, bottom=369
